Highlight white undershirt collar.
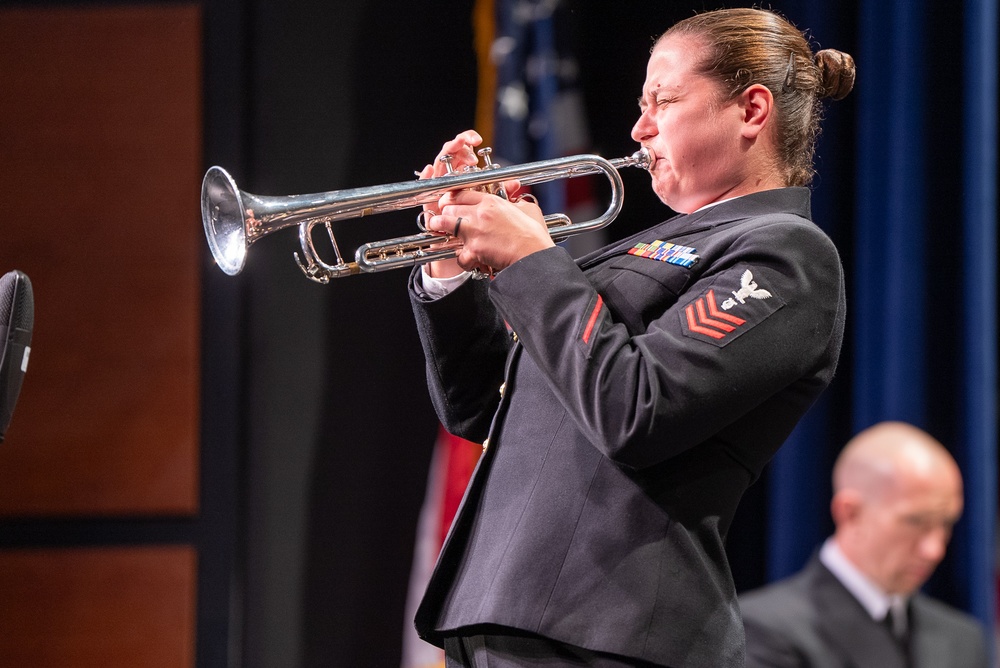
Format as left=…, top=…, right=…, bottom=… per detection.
left=819, top=537, right=908, bottom=630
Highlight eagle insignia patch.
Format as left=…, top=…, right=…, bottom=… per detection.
left=680, top=267, right=785, bottom=346
left=721, top=269, right=772, bottom=310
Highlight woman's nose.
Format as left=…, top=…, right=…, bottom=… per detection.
left=631, top=110, right=655, bottom=143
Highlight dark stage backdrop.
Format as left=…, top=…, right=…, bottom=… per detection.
left=201, top=0, right=996, bottom=666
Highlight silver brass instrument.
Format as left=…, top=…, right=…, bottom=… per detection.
left=201, top=147, right=651, bottom=283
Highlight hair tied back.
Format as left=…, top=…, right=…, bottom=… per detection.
left=815, top=49, right=856, bottom=101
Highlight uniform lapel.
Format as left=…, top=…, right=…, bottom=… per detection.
left=575, top=188, right=811, bottom=270
left=575, top=214, right=682, bottom=269
left=807, top=559, right=908, bottom=668
left=907, top=596, right=952, bottom=668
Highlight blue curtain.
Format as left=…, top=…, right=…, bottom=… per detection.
left=762, top=1, right=859, bottom=583
left=956, top=0, right=998, bottom=645
left=761, top=0, right=998, bottom=651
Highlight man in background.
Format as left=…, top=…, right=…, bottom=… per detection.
left=740, top=421, right=988, bottom=667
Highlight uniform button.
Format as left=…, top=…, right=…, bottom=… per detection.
left=499, top=382, right=506, bottom=398
left=482, top=438, right=489, bottom=453
left=511, top=331, right=519, bottom=342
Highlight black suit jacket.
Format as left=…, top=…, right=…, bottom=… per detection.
left=409, top=188, right=846, bottom=667
left=740, top=555, right=989, bottom=667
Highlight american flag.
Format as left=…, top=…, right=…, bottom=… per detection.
left=400, top=2, right=592, bottom=666
left=490, top=0, right=601, bottom=255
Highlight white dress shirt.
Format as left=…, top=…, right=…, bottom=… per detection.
left=820, top=537, right=909, bottom=637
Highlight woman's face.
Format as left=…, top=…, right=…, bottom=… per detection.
left=631, top=34, right=756, bottom=213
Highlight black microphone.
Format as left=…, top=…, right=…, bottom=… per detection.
left=0, top=270, right=34, bottom=443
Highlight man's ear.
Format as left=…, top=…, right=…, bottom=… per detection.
left=739, top=83, right=773, bottom=141
left=831, top=489, right=863, bottom=527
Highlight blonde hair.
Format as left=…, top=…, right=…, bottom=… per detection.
left=659, top=8, right=855, bottom=187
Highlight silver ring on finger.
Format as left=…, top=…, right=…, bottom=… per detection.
left=454, top=216, right=464, bottom=237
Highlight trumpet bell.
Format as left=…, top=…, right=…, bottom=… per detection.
left=202, top=166, right=248, bottom=276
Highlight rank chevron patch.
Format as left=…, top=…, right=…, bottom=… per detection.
left=684, top=290, right=745, bottom=339
left=680, top=266, right=786, bottom=346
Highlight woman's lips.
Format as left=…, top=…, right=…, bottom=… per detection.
left=643, top=146, right=658, bottom=171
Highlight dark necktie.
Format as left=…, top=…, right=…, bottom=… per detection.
left=884, top=606, right=912, bottom=667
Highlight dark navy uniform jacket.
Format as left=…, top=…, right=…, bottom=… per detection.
left=408, top=187, right=846, bottom=667
left=740, top=555, right=989, bottom=668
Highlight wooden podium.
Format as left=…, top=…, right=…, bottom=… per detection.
left=0, top=5, right=202, bottom=666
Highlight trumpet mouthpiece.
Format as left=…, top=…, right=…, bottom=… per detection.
left=634, top=147, right=654, bottom=171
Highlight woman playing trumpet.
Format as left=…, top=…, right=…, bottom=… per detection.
left=407, top=8, right=856, bottom=667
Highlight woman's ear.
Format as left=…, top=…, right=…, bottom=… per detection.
left=739, top=83, right=773, bottom=140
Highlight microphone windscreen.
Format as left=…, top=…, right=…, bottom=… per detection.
left=0, top=270, right=34, bottom=443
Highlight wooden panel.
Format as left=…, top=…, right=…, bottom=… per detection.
left=0, top=546, right=196, bottom=668
left=0, top=5, right=202, bottom=515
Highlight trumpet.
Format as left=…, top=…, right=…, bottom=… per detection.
left=201, top=147, right=651, bottom=283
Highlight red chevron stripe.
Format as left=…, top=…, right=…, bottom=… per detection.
left=706, top=290, right=746, bottom=324
left=695, top=298, right=736, bottom=333
left=685, top=290, right=749, bottom=340
left=685, top=303, right=725, bottom=339
left=582, top=295, right=603, bottom=344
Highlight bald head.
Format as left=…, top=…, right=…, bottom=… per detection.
left=833, top=421, right=963, bottom=503
left=831, top=422, right=964, bottom=595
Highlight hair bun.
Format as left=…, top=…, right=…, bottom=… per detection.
left=815, top=49, right=856, bottom=101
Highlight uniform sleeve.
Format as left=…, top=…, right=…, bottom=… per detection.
left=409, top=268, right=512, bottom=442
left=488, top=219, right=844, bottom=469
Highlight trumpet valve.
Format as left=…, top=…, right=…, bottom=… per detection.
left=477, top=147, right=495, bottom=168
left=438, top=153, right=455, bottom=174
left=476, top=147, right=508, bottom=197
